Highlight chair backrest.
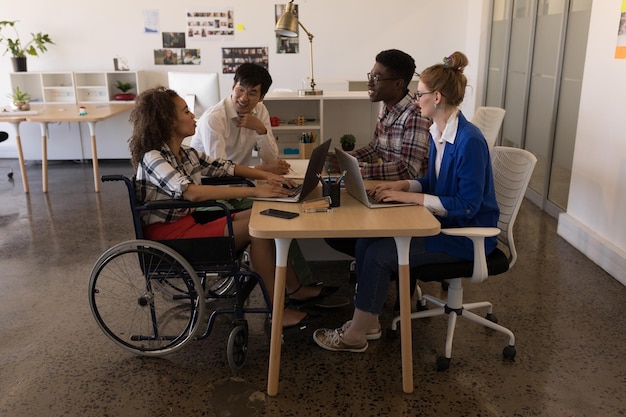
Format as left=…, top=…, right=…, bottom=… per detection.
left=472, top=107, right=506, bottom=149
left=491, top=146, right=537, bottom=269
left=406, top=146, right=536, bottom=284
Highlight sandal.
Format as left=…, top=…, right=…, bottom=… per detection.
left=286, top=282, right=339, bottom=307
left=282, top=311, right=320, bottom=330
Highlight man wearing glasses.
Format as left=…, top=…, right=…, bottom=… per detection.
left=325, top=49, right=430, bottom=257
left=190, top=63, right=290, bottom=175
left=328, top=49, right=430, bottom=180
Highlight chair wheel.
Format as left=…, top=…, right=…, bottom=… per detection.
left=8, top=172, right=13, bottom=179
left=486, top=313, right=498, bottom=324
left=436, top=356, right=450, bottom=371
left=387, top=327, right=399, bottom=340
left=503, top=345, right=516, bottom=361
left=227, top=324, right=249, bottom=370
left=440, top=281, right=449, bottom=291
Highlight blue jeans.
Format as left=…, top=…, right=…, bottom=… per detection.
left=354, top=237, right=464, bottom=314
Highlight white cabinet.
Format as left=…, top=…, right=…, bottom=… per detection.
left=9, top=71, right=144, bottom=104
left=74, top=71, right=144, bottom=103
left=263, top=91, right=379, bottom=158
left=10, top=72, right=75, bottom=104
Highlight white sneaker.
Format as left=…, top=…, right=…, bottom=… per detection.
left=313, top=329, right=368, bottom=353
left=340, top=320, right=382, bottom=341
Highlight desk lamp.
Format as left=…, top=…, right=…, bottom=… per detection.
left=275, top=1, right=323, bottom=96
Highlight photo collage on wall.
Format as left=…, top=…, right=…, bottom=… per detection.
left=147, top=8, right=272, bottom=73
left=186, top=10, right=234, bottom=38
left=222, top=48, right=269, bottom=74
left=154, top=32, right=201, bottom=65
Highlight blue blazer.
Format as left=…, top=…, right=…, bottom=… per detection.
left=417, top=112, right=499, bottom=260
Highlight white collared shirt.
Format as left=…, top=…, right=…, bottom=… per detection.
left=189, top=95, right=279, bottom=166
left=408, top=110, right=459, bottom=216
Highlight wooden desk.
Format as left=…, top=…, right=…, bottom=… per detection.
left=0, top=114, right=29, bottom=193
left=25, top=103, right=134, bottom=192
left=249, top=188, right=441, bottom=396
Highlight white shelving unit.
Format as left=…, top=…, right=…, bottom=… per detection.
left=263, top=91, right=379, bottom=158
left=9, top=71, right=144, bottom=104
left=9, top=72, right=75, bottom=104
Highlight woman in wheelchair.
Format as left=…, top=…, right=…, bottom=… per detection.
left=128, top=86, right=326, bottom=328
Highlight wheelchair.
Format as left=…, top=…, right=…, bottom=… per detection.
left=88, top=174, right=272, bottom=370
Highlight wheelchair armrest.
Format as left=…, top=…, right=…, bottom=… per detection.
left=141, top=199, right=225, bottom=211
left=441, top=227, right=501, bottom=284
left=201, top=176, right=255, bottom=187
left=140, top=199, right=236, bottom=237
left=101, top=174, right=127, bottom=182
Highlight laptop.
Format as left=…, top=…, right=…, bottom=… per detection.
left=251, top=138, right=332, bottom=203
left=335, top=147, right=416, bottom=209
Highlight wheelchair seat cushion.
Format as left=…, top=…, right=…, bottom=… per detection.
left=158, top=237, right=237, bottom=272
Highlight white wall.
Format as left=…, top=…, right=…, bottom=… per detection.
left=557, top=0, right=626, bottom=284
left=0, top=0, right=487, bottom=158
left=2, top=1, right=623, bottom=283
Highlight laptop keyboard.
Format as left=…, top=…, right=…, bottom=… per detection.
left=367, top=194, right=379, bottom=205
left=287, top=184, right=303, bottom=197
left=367, top=193, right=396, bottom=205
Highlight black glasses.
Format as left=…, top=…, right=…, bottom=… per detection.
left=413, top=91, right=434, bottom=99
left=367, top=72, right=399, bottom=84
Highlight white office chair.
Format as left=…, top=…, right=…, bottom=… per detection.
left=472, top=107, right=506, bottom=149
left=391, top=146, right=536, bottom=371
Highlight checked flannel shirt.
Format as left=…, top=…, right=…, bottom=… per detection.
left=351, top=93, right=430, bottom=180
left=135, top=143, right=236, bottom=226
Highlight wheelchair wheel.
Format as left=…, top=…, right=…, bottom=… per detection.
left=227, top=322, right=248, bottom=370
left=89, top=240, right=205, bottom=356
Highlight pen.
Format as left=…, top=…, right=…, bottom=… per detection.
left=335, top=170, right=347, bottom=185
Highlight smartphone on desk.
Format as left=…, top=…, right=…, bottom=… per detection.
left=260, top=208, right=300, bottom=219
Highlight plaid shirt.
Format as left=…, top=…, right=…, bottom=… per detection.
left=351, top=93, right=430, bottom=180
left=135, top=143, right=235, bottom=225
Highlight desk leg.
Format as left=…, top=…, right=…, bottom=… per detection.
left=394, top=236, right=414, bottom=394
left=267, top=237, right=292, bottom=397
left=87, top=121, right=100, bottom=192
left=9, top=122, right=29, bottom=193
left=38, top=122, right=48, bottom=193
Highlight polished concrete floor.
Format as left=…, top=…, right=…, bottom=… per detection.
left=1, top=159, right=625, bottom=417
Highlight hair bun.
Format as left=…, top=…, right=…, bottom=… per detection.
left=442, top=52, right=467, bottom=72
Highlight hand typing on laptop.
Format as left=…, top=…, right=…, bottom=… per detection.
left=368, top=180, right=424, bottom=205
left=255, top=180, right=299, bottom=199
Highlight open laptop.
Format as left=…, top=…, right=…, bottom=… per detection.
left=335, top=147, right=416, bottom=209
left=251, top=138, right=332, bottom=203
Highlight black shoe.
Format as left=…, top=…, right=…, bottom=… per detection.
left=282, top=311, right=320, bottom=330
left=287, top=282, right=339, bottom=307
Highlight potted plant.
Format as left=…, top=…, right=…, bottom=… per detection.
left=340, top=134, right=356, bottom=151
left=0, top=20, right=55, bottom=72
left=114, top=80, right=135, bottom=101
left=7, top=86, right=31, bottom=111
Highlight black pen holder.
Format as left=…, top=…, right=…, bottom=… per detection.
left=322, top=180, right=341, bottom=207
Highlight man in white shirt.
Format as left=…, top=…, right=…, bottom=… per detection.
left=190, top=63, right=290, bottom=174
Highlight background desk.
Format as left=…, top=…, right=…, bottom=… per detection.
left=25, top=103, right=134, bottom=192
left=249, top=187, right=441, bottom=396
left=0, top=113, right=29, bottom=192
